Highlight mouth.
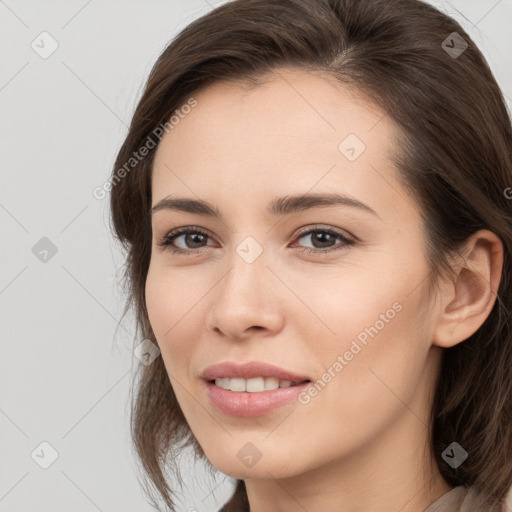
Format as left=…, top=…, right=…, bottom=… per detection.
left=209, top=377, right=311, bottom=392
left=201, top=361, right=313, bottom=417
left=201, top=361, right=312, bottom=384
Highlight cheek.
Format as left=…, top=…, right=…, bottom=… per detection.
left=304, top=257, right=432, bottom=399
left=320, top=248, right=430, bottom=350
left=145, top=265, right=200, bottom=365
left=317, top=292, right=432, bottom=430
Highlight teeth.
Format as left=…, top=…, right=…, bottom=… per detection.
left=230, top=378, right=246, bottom=392
left=247, top=377, right=265, bottom=392
left=214, top=377, right=296, bottom=392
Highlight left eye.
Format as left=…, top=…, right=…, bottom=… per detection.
left=158, top=226, right=355, bottom=255
left=293, top=228, right=355, bottom=253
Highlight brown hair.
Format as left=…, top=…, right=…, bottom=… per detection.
left=109, top=0, right=512, bottom=510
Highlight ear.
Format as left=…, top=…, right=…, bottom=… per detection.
left=432, top=229, right=504, bottom=348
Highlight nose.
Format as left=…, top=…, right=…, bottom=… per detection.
left=206, top=248, right=284, bottom=341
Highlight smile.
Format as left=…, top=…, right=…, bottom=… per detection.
left=213, top=377, right=306, bottom=392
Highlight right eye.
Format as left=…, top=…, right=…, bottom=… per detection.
left=158, top=227, right=215, bottom=255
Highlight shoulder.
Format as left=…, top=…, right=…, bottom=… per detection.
left=425, top=485, right=511, bottom=512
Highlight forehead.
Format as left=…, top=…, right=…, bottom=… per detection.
left=151, top=69, right=416, bottom=224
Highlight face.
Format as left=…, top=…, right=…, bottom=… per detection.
left=145, top=69, right=443, bottom=481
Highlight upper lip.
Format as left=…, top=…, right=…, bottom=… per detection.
left=201, top=361, right=311, bottom=383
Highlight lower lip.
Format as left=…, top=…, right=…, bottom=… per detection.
left=204, top=380, right=311, bottom=417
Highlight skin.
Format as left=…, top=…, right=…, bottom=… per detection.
left=145, top=68, right=503, bottom=512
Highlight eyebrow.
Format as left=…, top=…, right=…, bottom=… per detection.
left=149, top=192, right=381, bottom=220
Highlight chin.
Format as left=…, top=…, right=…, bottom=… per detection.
left=203, top=444, right=308, bottom=480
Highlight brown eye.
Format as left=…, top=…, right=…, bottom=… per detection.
left=159, top=227, right=214, bottom=254
left=293, top=226, right=356, bottom=255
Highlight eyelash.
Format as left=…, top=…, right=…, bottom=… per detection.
left=157, top=225, right=356, bottom=256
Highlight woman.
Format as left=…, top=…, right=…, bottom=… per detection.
left=109, top=0, right=512, bottom=510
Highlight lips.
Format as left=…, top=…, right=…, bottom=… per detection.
left=200, top=361, right=312, bottom=417
left=200, top=361, right=311, bottom=384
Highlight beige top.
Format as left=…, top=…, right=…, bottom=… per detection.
left=424, top=485, right=505, bottom=511
left=220, top=483, right=510, bottom=511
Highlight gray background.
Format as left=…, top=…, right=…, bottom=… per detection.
left=1, top=1, right=511, bottom=511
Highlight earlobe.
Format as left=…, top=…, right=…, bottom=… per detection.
left=432, top=230, right=503, bottom=349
